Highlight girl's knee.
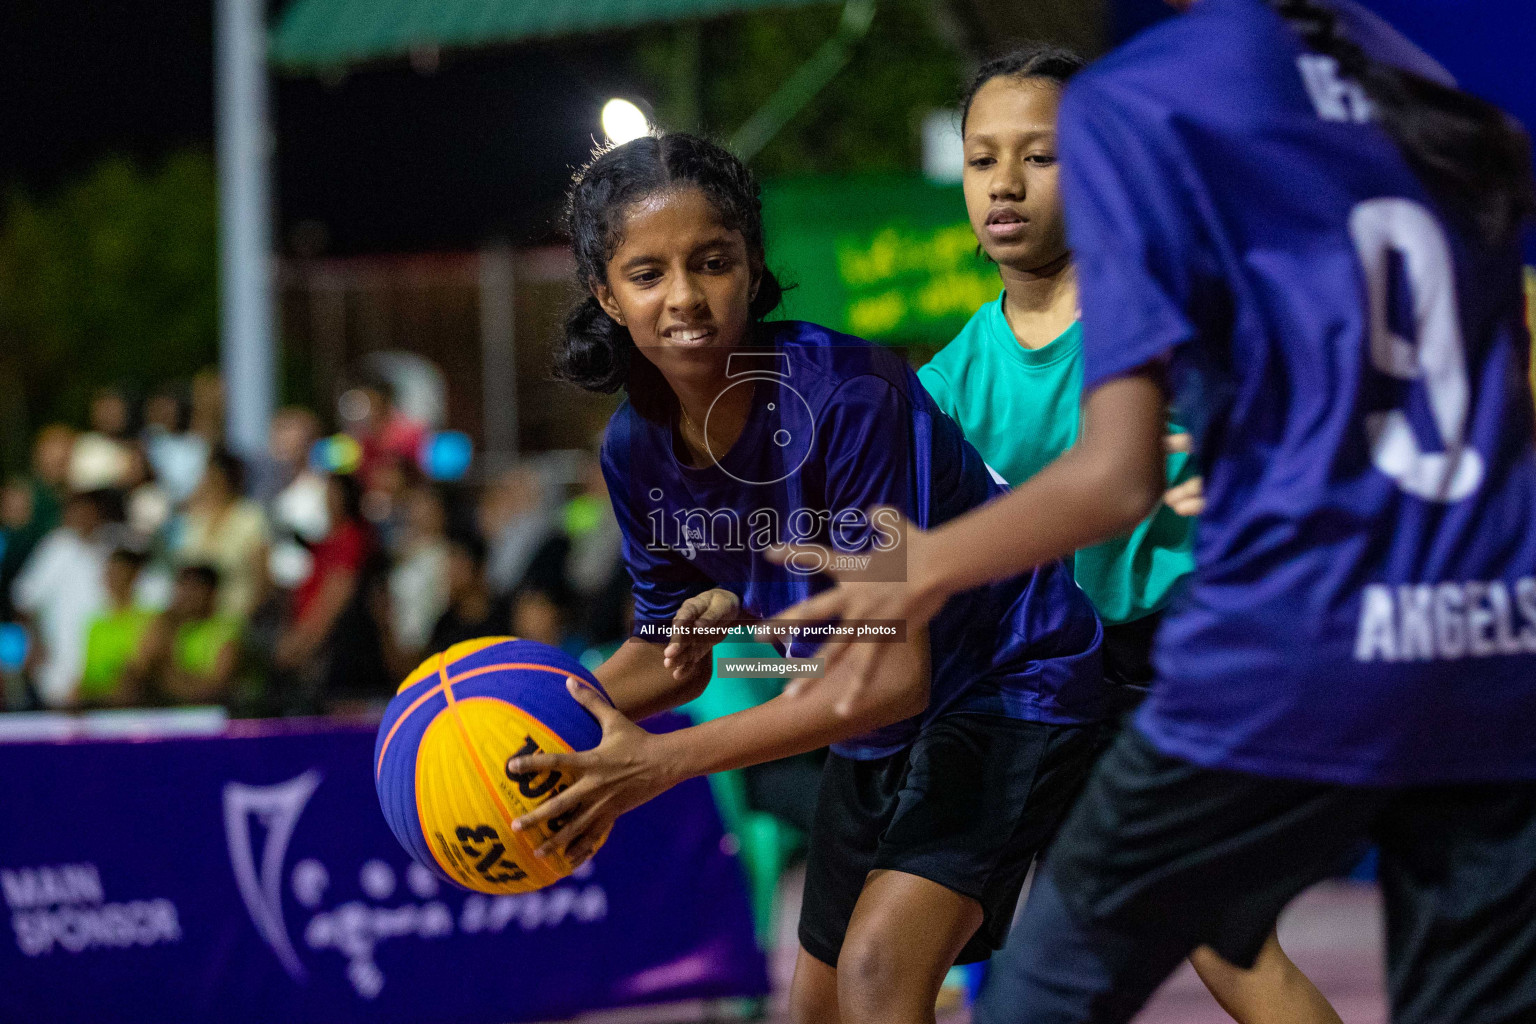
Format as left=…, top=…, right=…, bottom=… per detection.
left=836, top=931, right=944, bottom=1022
left=837, top=931, right=905, bottom=1000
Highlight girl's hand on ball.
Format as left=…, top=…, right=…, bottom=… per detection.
left=508, top=677, right=682, bottom=860
left=663, top=589, right=741, bottom=683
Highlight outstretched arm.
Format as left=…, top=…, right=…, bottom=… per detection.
left=770, top=370, right=1168, bottom=716
left=925, top=371, right=1167, bottom=594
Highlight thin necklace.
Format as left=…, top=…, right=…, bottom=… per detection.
left=678, top=381, right=753, bottom=457
left=679, top=403, right=702, bottom=442
left=677, top=403, right=710, bottom=462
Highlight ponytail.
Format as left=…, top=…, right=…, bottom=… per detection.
left=1269, top=0, right=1536, bottom=245
left=554, top=296, right=672, bottom=419
left=555, top=296, right=631, bottom=394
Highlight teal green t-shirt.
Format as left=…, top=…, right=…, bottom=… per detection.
left=917, top=295, right=1196, bottom=625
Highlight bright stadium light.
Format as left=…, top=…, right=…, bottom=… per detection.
left=602, top=98, right=650, bottom=145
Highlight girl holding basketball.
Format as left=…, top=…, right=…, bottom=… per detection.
left=773, top=1, right=1536, bottom=1022
left=510, top=132, right=1112, bottom=1024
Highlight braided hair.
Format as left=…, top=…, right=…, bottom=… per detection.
left=556, top=134, right=784, bottom=413
left=1268, top=0, right=1535, bottom=245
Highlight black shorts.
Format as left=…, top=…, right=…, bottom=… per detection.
left=798, top=712, right=1108, bottom=967
left=1045, top=726, right=1536, bottom=1024
left=1100, top=611, right=1162, bottom=713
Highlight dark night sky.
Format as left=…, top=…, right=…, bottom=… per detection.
left=1, top=0, right=645, bottom=255
left=1, top=0, right=216, bottom=193
left=4, top=0, right=1531, bottom=258
left=0, top=0, right=1179, bottom=257
left=275, top=43, right=636, bottom=253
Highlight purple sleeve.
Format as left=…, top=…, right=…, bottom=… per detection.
left=1059, top=81, right=1218, bottom=389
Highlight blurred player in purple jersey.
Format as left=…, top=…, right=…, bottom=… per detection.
left=934, top=45, right=1341, bottom=1024
left=774, top=1, right=1536, bottom=1021
left=508, top=133, right=1113, bottom=1024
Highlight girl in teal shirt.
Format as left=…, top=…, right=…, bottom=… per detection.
left=921, top=46, right=1340, bottom=1024
left=918, top=49, right=1197, bottom=678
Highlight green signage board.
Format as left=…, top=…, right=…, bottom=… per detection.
left=761, top=174, right=999, bottom=345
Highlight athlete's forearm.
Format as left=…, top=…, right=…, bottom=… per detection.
left=656, top=630, right=930, bottom=779
left=922, top=372, right=1169, bottom=600
left=593, top=637, right=709, bottom=720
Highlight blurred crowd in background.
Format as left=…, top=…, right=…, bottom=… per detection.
left=0, top=368, right=630, bottom=716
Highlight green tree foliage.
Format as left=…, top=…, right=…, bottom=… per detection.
left=0, top=151, right=218, bottom=470
left=637, top=0, right=968, bottom=176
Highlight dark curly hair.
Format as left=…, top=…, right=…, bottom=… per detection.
left=960, top=45, right=1088, bottom=137
left=555, top=133, right=784, bottom=415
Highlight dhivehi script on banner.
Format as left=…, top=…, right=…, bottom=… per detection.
left=0, top=718, right=767, bottom=1024
left=762, top=174, right=999, bottom=347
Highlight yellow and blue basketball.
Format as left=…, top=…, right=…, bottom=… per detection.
left=373, top=637, right=613, bottom=894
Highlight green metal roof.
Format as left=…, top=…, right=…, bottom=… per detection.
left=271, top=0, right=834, bottom=71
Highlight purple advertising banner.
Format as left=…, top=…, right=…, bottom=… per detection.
left=0, top=717, right=769, bottom=1023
